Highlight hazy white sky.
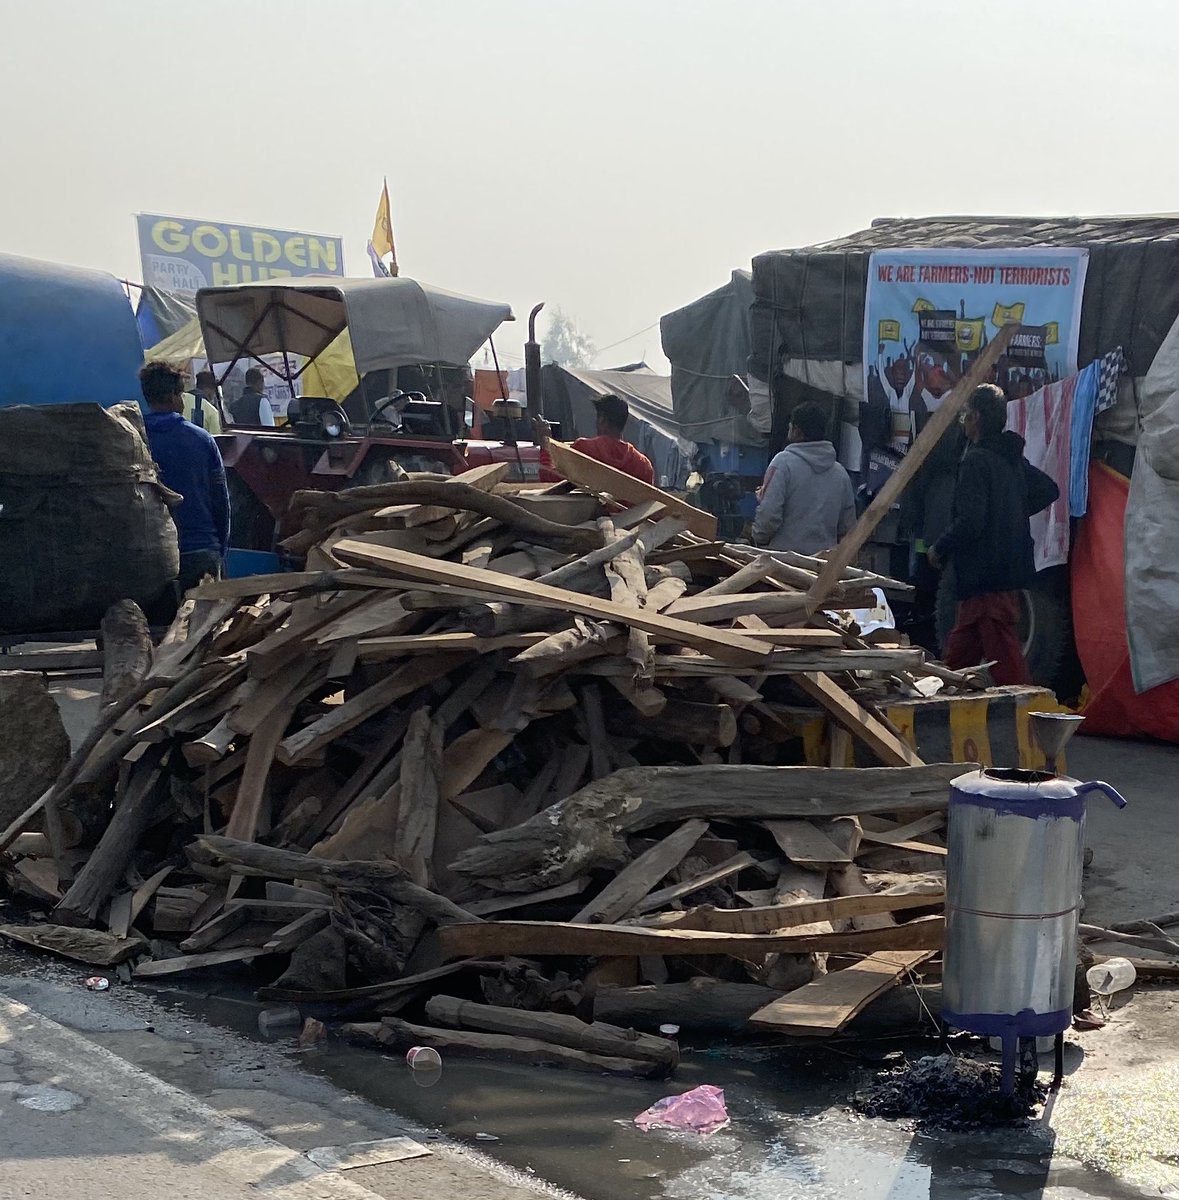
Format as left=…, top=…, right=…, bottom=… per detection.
left=1, top=0, right=1175, bottom=371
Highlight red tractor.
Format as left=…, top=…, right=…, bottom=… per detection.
left=195, top=278, right=543, bottom=560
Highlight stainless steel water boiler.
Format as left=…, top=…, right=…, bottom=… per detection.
left=942, top=713, right=1126, bottom=1092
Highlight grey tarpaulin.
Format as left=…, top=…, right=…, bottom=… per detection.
left=196, top=277, right=514, bottom=374
left=660, top=270, right=764, bottom=446
left=1125, top=313, right=1179, bottom=692
left=752, top=216, right=1179, bottom=387
left=541, top=363, right=695, bottom=489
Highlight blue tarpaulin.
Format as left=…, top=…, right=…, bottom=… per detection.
left=0, top=252, right=145, bottom=409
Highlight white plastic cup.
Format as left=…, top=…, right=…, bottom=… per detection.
left=1087, top=957, right=1137, bottom=997
left=406, top=1045, right=443, bottom=1069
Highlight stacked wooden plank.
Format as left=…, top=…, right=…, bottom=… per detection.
left=0, top=454, right=987, bottom=1070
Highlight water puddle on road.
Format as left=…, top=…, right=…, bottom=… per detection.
left=0, top=949, right=1141, bottom=1200
left=143, top=984, right=1142, bottom=1200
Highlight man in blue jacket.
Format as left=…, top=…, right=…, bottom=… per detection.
left=139, top=361, right=231, bottom=591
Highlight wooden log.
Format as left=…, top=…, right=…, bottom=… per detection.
left=99, top=601, right=153, bottom=710
left=448, top=762, right=965, bottom=892
left=807, top=323, right=1018, bottom=607
left=54, top=750, right=168, bottom=926
left=298, top=478, right=604, bottom=551
left=424, top=996, right=678, bottom=1070
left=606, top=699, right=737, bottom=748
left=593, top=979, right=786, bottom=1032
left=572, top=820, right=707, bottom=925
left=195, top=835, right=480, bottom=927
left=544, top=439, right=717, bottom=538
left=369, top=1016, right=665, bottom=1077
left=438, top=916, right=945, bottom=960
left=748, top=950, right=937, bottom=1035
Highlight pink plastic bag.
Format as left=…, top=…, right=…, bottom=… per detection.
left=634, top=1084, right=729, bottom=1135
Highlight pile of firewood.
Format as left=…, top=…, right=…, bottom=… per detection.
left=0, top=448, right=991, bottom=1073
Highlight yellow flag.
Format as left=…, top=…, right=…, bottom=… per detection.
left=912, top=297, right=936, bottom=313
left=955, top=318, right=986, bottom=353
left=878, top=319, right=901, bottom=342
left=1044, top=321, right=1060, bottom=345
left=371, top=179, right=398, bottom=275
left=992, top=301, right=1025, bottom=327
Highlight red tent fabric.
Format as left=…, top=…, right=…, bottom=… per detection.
left=1071, top=463, right=1179, bottom=741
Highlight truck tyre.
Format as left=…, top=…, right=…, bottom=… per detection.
left=935, top=567, right=1068, bottom=690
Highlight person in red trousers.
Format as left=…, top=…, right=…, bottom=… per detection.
left=928, top=384, right=1059, bottom=685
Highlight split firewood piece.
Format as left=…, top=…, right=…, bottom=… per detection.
left=225, top=670, right=321, bottom=844
left=665, top=592, right=813, bottom=625
left=748, top=950, right=937, bottom=1036
left=246, top=591, right=372, bottom=679
left=332, top=542, right=770, bottom=667
left=277, top=653, right=458, bottom=765
left=640, top=889, right=943, bottom=934
left=425, top=995, right=678, bottom=1072
left=440, top=729, right=515, bottom=801
left=763, top=820, right=852, bottom=867
left=634, top=851, right=757, bottom=914
left=0, top=923, right=143, bottom=967
left=509, top=621, right=622, bottom=678
left=605, top=674, right=667, bottom=717
left=544, top=439, right=717, bottom=538
left=579, top=683, right=612, bottom=781
left=438, top=916, right=946, bottom=960
left=605, top=699, right=737, bottom=749
left=572, top=819, right=707, bottom=925
left=396, top=709, right=444, bottom=887
left=463, top=877, right=589, bottom=917
left=830, top=863, right=898, bottom=931
left=302, top=712, right=410, bottom=845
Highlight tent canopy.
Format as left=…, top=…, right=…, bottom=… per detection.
left=660, top=269, right=763, bottom=446
left=196, top=276, right=514, bottom=376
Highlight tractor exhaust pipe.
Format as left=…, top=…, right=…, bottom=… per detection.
left=525, top=302, right=545, bottom=424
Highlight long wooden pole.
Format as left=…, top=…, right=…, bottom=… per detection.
left=806, top=323, right=1019, bottom=610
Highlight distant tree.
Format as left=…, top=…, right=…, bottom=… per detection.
left=542, top=308, right=596, bottom=368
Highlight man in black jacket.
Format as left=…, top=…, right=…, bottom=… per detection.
left=928, top=383, right=1059, bottom=684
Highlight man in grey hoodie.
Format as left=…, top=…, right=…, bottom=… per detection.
left=751, top=401, right=856, bottom=553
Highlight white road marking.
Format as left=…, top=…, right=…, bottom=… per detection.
left=0, top=994, right=400, bottom=1198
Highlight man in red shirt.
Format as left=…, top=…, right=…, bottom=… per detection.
left=535, top=393, right=656, bottom=484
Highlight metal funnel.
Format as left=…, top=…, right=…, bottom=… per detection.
left=1029, top=711, right=1085, bottom=773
